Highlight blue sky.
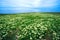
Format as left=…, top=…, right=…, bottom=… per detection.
left=0, top=0, right=60, bottom=13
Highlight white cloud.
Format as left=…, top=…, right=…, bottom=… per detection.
left=0, top=0, right=58, bottom=12
left=31, top=0, right=57, bottom=7
left=0, top=0, right=57, bottom=8
left=12, top=0, right=57, bottom=8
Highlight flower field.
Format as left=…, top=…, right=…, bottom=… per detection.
left=0, top=12, right=60, bottom=40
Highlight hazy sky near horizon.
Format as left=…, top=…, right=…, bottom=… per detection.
left=0, top=0, right=60, bottom=13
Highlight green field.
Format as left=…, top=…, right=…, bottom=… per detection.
left=0, top=12, right=60, bottom=40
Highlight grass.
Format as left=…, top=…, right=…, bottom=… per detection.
left=0, top=12, right=60, bottom=40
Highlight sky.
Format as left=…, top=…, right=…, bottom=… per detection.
left=0, top=0, right=60, bottom=13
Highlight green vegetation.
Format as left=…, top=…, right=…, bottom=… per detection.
left=0, top=12, right=60, bottom=40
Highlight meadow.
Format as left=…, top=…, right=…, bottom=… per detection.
left=0, top=12, right=60, bottom=40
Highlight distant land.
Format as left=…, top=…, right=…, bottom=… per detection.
left=0, top=12, right=60, bottom=14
